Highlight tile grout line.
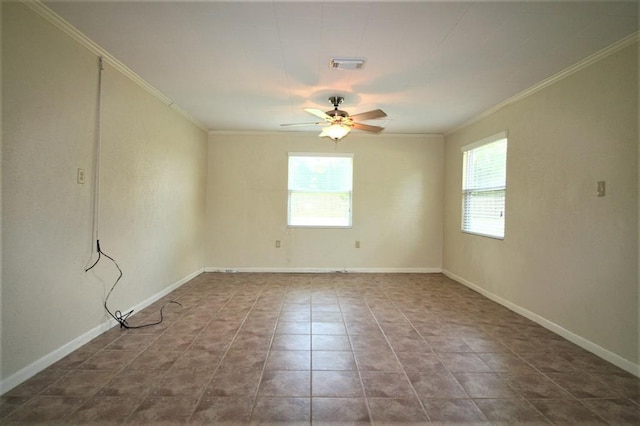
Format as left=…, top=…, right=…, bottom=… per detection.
left=56, top=304, right=182, bottom=423
left=246, top=278, right=311, bottom=424
left=4, top=273, right=639, bottom=424
left=340, top=295, right=376, bottom=425
left=185, top=281, right=265, bottom=424
left=397, top=283, right=555, bottom=423
left=364, top=279, right=433, bottom=424
left=492, top=330, right=622, bottom=424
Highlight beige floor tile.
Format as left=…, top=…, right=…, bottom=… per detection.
left=5, top=272, right=639, bottom=425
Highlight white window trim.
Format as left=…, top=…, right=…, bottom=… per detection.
left=461, top=131, right=508, bottom=240
left=287, top=152, right=354, bottom=229
left=461, top=130, right=508, bottom=153
left=289, top=152, right=355, bottom=159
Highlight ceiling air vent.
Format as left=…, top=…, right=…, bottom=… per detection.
left=329, top=58, right=365, bottom=70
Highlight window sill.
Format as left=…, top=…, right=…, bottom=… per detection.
left=288, top=225, right=353, bottom=229
left=461, top=230, right=504, bottom=240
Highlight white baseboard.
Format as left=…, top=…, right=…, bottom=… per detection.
left=1, top=321, right=114, bottom=396
left=442, top=269, right=640, bottom=378
left=0, top=268, right=204, bottom=395
left=204, top=267, right=442, bottom=274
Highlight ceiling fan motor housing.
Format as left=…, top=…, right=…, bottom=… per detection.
left=327, top=109, right=349, bottom=118
left=327, top=96, right=349, bottom=118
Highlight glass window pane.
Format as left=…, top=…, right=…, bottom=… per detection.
left=288, top=154, right=353, bottom=227
left=462, top=189, right=505, bottom=238
left=288, top=191, right=351, bottom=227
left=288, top=156, right=352, bottom=192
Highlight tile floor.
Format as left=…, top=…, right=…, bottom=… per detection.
left=2, top=273, right=639, bottom=425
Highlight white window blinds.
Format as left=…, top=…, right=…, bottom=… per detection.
left=461, top=132, right=508, bottom=239
left=288, top=153, right=353, bottom=227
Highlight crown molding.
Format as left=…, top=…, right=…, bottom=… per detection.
left=446, top=31, right=639, bottom=136
left=21, top=0, right=207, bottom=132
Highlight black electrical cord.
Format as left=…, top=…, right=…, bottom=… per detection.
left=85, top=240, right=182, bottom=329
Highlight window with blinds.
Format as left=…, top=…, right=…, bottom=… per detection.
left=288, top=153, right=353, bottom=227
left=461, top=132, right=508, bottom=239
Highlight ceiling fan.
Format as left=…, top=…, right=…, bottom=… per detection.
left=281, top=96, right=387, bottom=142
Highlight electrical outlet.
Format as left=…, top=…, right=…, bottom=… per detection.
left=77, top=168, right=86, bottom=184
left=597, top=181, right=606, bottom=197
left=275, top=240, right=280, bottom=248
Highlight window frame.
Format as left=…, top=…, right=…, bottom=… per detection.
left=287, top=152, right=354, bottom=229
left=460, top=131, right=508, bottom=240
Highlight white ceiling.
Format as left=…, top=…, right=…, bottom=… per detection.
left=43, top=1, right=639, bottom=134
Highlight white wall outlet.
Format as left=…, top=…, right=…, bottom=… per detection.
left=275, top=240, right=280, bottom=248
left=77, top=168, right=86, bottom=184
left=597, top=181, right=606, bottom=197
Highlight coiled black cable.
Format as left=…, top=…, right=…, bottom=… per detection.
left=85, top=240, right=182, bottom=329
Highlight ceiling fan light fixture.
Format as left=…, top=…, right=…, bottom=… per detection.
left=281, top=97, right=386, bottom=141
left=329, top=58, right=365, bottom=70
left=320, top=123, right=351, bottom=141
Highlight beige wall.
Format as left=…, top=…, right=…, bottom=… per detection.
left=206, top=132, right=444, bottom=271
left=443, top=43, right=639, bottom=369
left=1, top=3, right=207, bottom=385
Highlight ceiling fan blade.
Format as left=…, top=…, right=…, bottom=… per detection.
left=280, top=122, right=324, bottom=127
left=352, top=122, right=385, bottom=133
left=349, top=109, right=387, bottom=121
left=304, top=108, right=332, bottom=121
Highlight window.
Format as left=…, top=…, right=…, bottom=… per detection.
left=288, top=153, right=353, bottom=227
left=461, top=131, right=508, bottom=239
